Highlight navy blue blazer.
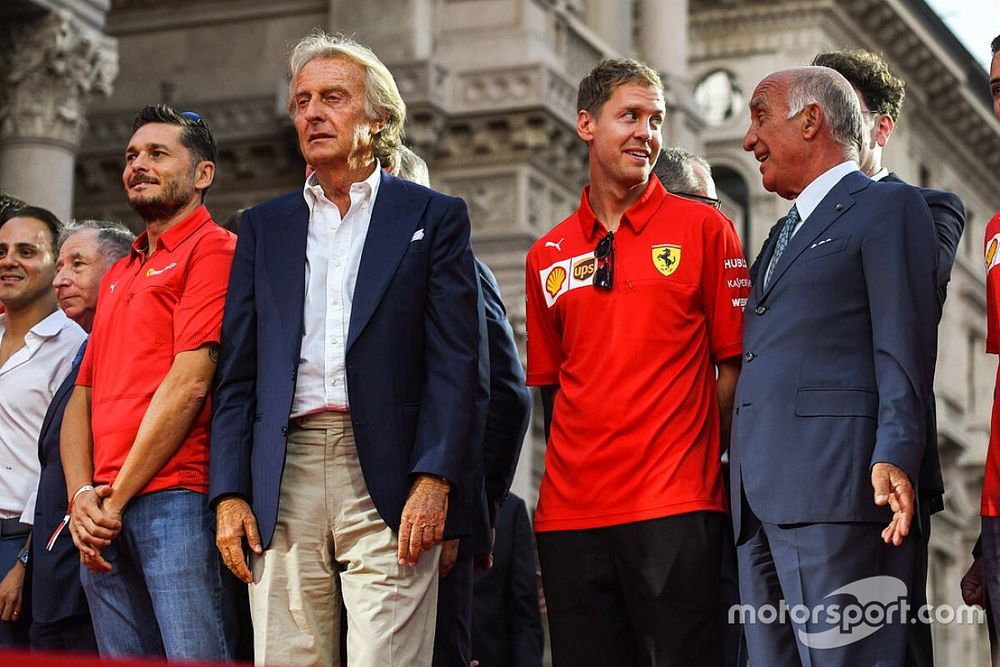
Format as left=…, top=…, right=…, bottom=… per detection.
left=32, top=340, right=90, bottom=624
left=731, top=171, right=939, bottom=537
left=884, top=172, right=965, bottom=523
left=210, top=172, right=480, bottom=548
left=457, top=260, right=530, bottom=557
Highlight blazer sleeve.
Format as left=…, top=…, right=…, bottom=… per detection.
left=864, top=186, right=939, bottom=481
left=209, top=210, right=258, bottom=505
left=922, top=188, right=965, bottom=314
left=410, top=196, right=480, bottom=486
left=478, top=261, right=531, bottom=526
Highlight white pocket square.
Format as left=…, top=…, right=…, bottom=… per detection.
left=809, top=238, right=833, bottom=249
left=411, top=229, right=425, bottom=242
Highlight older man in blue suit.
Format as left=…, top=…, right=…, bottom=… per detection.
left=210, top=33, right=479, bottom=667
left=732, top=66, right=939, bottom=666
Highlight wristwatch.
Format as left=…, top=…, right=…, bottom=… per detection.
left=17, top=544, right=29, bottom=567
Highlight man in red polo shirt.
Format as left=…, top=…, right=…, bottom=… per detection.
left=60, top=106, right=237, bottom=660
left=525, top=58, right=749, bottom=666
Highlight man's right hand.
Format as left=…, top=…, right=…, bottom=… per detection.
left=961, top=557, right=986, bottom=608
left=216, top=497, right=262, bottom=584
left=69, top=484, right=120, bottom=572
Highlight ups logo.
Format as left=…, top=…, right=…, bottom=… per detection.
left=572, top=257, right=596, bottom=281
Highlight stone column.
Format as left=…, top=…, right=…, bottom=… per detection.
left=636, top=0, right=703, bottom=150
left=0, top=9, right=117, bottom=220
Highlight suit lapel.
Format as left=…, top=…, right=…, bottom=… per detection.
left=348, top=173, right=422, bottom=351
left=760, top=171, right=868, bottom=300
left=260, top=196, right=309, bottom=357
left=38, top=342, right=85, bottom=461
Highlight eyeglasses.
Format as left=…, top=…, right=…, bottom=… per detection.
left=180, top=111, right=207, bottom=128
left=593, top=230, right=614, bottom=290
left=672, top=191, right=722, bottom=210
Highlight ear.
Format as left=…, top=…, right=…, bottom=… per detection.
left=194, top=160, right=215, bottom=192
left=874, top=114, right=894, bottom=148
left=800, top=103, right=823, bottom=140
left=577, top=109, right=595, bottom=143
left=370, top=115, right=387, bottom=137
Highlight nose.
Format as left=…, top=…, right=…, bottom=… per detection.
left=53, top=265, right=71, bottom=288
left=742, top=126, right=757, bottom=152
left=300, top=96, right=324, bottom=122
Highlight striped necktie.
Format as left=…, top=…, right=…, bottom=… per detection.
left=763, top=204, right=800, bottom=288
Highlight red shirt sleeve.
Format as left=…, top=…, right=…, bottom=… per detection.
left=702, top=213, right=750, bottom=363
left=985, top=211, right=1000, bottom=354
left=173, top=230, right=236, bottom=354
left=525, top=246, right=563, bottom=386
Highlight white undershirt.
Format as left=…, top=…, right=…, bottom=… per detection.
left=290, top=163, right=381, bottom=418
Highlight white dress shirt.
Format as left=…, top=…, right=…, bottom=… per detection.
left=0, top=309, right=86, bottom=523
left=291, top=163, right=382, bottom=418
left=789, top=160, right=860, bottom=236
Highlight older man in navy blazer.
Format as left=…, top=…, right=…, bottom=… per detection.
left=732, top=66, right=939, bottom=666
left=209, top=33, right=479, bottom=667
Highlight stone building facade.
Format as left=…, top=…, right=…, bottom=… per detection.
left=1, top=0, right=998, bottom=662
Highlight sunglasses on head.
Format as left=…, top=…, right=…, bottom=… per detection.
left=593, top=229, right=614, bottom=291
left=180, top=111, right=207, bottom=128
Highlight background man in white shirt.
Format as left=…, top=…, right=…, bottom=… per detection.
left=0, top=204, right=86, bottom=645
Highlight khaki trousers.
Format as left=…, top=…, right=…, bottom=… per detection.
left=249, top=412, right=440, bottom=667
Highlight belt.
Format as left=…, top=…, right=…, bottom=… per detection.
left=0, top=518, right=29, bottom=537
left=292, top=410, right=352, bottom=430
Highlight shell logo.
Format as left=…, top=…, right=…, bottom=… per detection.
left=545, top=266, right=567, bottom=297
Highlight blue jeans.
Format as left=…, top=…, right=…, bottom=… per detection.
left=80, top=489, right=236, bottom=660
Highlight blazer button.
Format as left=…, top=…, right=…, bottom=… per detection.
left=755, top=305, right=767, bottom=315
left=744, top=351, right=756, bottom=363
left=281, top=425, right=288, bottom=436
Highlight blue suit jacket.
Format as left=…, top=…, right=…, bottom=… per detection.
left=210, top=172, right=480, bottom=548
left=731, top=171, right=939, bottom=537
left=32, top=341, right=89, bottom=623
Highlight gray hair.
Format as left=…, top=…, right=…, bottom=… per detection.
left=653, top=147, right=712, bottom=194
left=59, top=219, right=134, bottom=264
left=784, top=66, right=863, bottom=160
left=287, top=31, right=406, bottom=166
left=393, top=145, right=430, bottom=186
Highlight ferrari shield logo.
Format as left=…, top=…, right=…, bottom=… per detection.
left=651, top=244, right=681, bottom=277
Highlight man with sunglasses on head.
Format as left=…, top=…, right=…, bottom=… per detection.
left=60, top=105, right=237, bottom=660
left=524, top=58, right=750, bottom=666
left=653, top=146, right=723, bottom=210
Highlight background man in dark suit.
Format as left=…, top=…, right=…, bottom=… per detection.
left=210, top=33, right=479, bottom=667
left=385, top=146, right=532, bottom=667
left=30, top=220, right=132, bottom=652
left=813, top=49, right=966, bottom=667
left=734, top=65, right=939, bottom=666
left=470, top=492, right=543, bottom=667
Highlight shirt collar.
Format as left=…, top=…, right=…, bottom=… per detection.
left=131, top=205, right=213, bottom=258
left=577, top=177, right=667, bottom=240
left=0, top=309, right=74, bottom=341
left=870, top=167, right=889, bottom=182
left=793, top=161, right=859, bottom=222
left=302, top=161, right=382, bottom=211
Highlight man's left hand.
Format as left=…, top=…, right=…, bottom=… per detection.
left=398, top=474, right=449, bottom=567
left=872, top=462, right=914, bottom=546
left=440, top=539, right=460, bottom=577
left=0, top=561, right=24, bottom=623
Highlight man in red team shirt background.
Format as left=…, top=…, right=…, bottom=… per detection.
left=524, top=58, right=750, bottom=666
left=969, top=33, right=1000, bottom=660
left=60, top=105, right=237, bottom=661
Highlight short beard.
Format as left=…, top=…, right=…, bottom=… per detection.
left=127, top=173, right=197, bottom=222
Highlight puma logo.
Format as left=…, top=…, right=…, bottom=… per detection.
left=545, top=238, right=564, bottom=251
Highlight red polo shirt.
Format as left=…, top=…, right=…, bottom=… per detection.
left=77, top=205, right=235, bottom=496
left=982, top=210, right=1000, bottom=516
left=526, top=178, right=749, bottom=532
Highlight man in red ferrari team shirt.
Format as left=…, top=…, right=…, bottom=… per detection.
left=524, top=58, right=750, bottom=666
left=60, top=106, right=237, bottom=660
left=978, top=32, right=1000, bottom=649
